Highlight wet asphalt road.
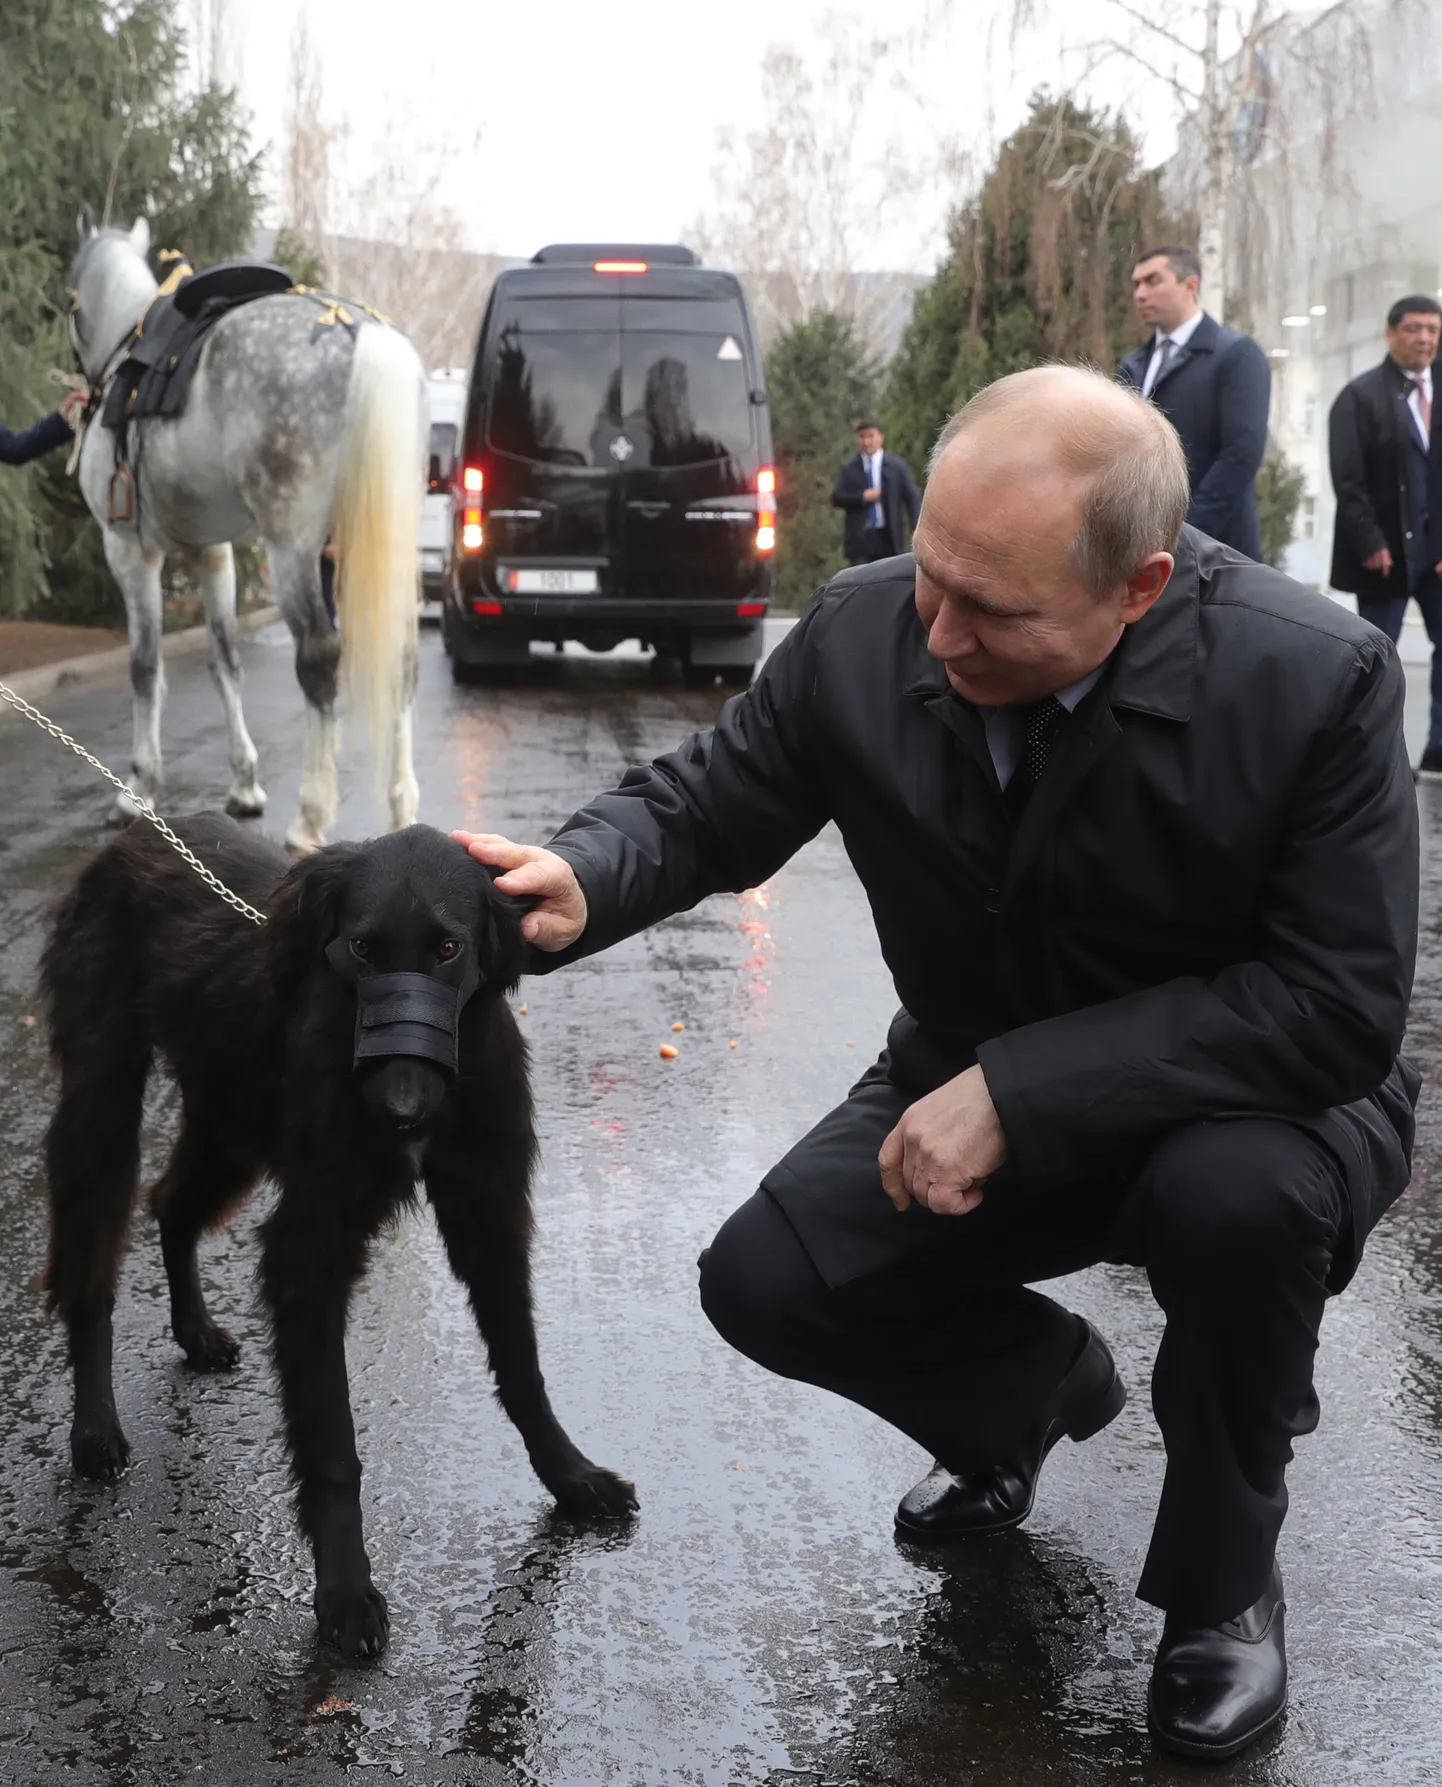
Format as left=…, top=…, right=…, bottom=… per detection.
left=2, top=614, right=1442, bottom=1786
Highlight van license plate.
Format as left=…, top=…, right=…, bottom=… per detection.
left=506, top=568, right=598, bottom=594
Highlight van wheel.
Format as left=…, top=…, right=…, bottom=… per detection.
left=718, top=664, right=755, bottom=688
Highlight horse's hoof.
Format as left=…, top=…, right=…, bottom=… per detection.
left=71, top=1422, right=131, bottom=1480
left=315, top=1582, right=389, bottom=1658
left=284, top=821, right=326, bottom=856
left=225, top=786, right=267, bottom=820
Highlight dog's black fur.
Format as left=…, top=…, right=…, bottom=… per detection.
left=41, top=815, right=635, bottom=1657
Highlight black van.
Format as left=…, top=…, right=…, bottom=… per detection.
left=441, top=244, right=774, bottom=684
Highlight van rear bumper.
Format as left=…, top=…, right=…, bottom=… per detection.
left=452, top=593, right=768, bottom=628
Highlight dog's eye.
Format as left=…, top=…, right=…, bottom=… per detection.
left=349, top=937, right=371, bottom=962
left=437, top=938, right=462, bottom=963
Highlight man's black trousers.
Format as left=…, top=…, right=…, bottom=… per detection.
left=697, top=1061, right=1346, bottom=1627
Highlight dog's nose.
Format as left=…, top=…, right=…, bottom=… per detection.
left=361, top=1059, right=447, bottom=1131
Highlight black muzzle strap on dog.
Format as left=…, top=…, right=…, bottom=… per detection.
left=354, top=973, right=465, bottom=1072
left=325, top=938, right=481, bottom=1075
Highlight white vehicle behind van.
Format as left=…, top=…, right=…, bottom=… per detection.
left=421, top=369, right=468, bottom=603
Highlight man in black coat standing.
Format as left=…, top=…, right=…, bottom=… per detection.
left=831, top=419, right=921, bottom=565
left=1118, top=244, right=1271, bottom=560
left=454, top=367, right=1419, bottom=1764
left=1328, top=295, right=1442, bottom=775
left=0, top=388, right=84, bottom=465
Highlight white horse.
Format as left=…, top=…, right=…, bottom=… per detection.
left=68, top=213, right=425, bottom=851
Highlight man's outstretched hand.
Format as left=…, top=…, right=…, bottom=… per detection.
left=878, top=1063, right=1007, bottom=1216
left=450, top=831, right=588, bottom=951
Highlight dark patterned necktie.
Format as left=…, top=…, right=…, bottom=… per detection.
left=1005, top=695, right=1068, bottom=817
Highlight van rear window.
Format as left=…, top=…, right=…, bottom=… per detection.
left=486, top=324, right=753, bottom=467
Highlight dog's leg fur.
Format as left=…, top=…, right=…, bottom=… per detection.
left=150, top=1116, right=257, bottom=1370
left=258, top=1187, right=390, bottom=1658
left=425, top=1160, right=637, bottom=1519
left=43, top=923, right=152, bottom=1479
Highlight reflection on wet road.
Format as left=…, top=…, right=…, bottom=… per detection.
left=1, top=621, right=1440, bottom=1783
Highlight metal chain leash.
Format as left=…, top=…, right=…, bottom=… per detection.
left=0, top=678, right=268, bottom=926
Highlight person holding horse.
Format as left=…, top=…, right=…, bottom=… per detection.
left=1, top=387, right=87, bottom=465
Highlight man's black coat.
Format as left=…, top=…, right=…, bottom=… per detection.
left=536, top=532, right=1420, bottom=1291
left=1118, top=317, right=1271, bottom=561
left=831, top=451, right=921, bottom=559
left=0, top=409, right=71, bottom=466
left=1328, top=356, right=1442, bottom=600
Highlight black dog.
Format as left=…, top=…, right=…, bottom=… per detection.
left=41, top=815, right=635, bottom=1657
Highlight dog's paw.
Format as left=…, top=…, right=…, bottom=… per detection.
left=550, top=1463, right=639, bottom=1521
left=315, top=1582, right=390, bottom=1659
left=177, top=1320, right=241, bottom=1373
left=71, top=1421, right=130, bottom=1481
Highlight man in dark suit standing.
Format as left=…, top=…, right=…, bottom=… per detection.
left=454, top=367, right=1418, bottom=1764
left=1328, top=295, right=1442, bottom=775
left=1118, top=245, right=1271, bottom=560
left=832, top=420, right=921, bottom=565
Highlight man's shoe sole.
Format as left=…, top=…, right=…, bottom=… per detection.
left=893, top=1362, right=1127, bottom=1540
left=1146, top=1691, right=1287, bottom=1762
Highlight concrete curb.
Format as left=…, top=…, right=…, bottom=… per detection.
left=0, top=604, right=280, bottom=706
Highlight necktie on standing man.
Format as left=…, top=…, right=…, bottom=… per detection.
left=869, top=451, right=884, bottom=530
left=1412, top=373, right=1431, bottom=443
left=1144, top=335, right=1177, bottom=400
left=1004, top=695, right=1069, bottom=818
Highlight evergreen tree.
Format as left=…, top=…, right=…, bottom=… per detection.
left=0, top=0, right=263, bottom=619
left=884, top=94, right=1180, bottom=475
left=765, top=310, right=877, bottom=609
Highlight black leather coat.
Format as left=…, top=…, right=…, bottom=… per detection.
left=536, top=534, right=1420, bottom=1289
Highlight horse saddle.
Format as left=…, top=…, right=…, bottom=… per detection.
left=100, top=261, right=293, bottom=431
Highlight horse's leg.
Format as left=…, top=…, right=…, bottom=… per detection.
left=100, top=525, right=165, bottom=821
left=388, top=639, right=420, bottom=830
left=192, top=543, right=266, bottom=818
left=269, top=544, right=340, bottom=854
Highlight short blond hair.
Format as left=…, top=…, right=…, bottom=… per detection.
left=927, top=366, right=1190, bottom=593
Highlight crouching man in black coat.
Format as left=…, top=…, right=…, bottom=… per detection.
left=455, top=366, right=1419, bottom=1764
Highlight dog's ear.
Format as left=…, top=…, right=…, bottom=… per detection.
left=267, top=843, right=362, bottom=992
left=472, top=871, right=529, bottom=995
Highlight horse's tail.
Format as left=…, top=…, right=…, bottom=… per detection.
left=330, top=322, right=425, bottom=760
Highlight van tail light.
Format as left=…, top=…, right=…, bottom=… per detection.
left=594, top=260, right=647, bottom=273
left=472, top=599, right=504, bottom=616
left=755, top=465, right=776, bottom=555
left=736, top=601, right=767, bottom=617
left=459, top=464, right=484, bottom=553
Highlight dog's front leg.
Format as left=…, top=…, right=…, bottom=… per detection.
left=427, top=1168, right=637, bottom=1519
left=260, top=1218, right=388, bottom=1657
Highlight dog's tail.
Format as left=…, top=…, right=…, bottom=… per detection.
left=330, top=321, right=426, bottom=768
left=39, top=849, right=153, bottom=1317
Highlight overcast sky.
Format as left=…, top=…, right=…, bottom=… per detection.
left=219, top=1, right=1311, bottom=272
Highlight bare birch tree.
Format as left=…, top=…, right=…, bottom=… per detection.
left=274, top=22, right=495, bottom=371
left=692, top=13, right=961, bottom=355
left=1000, top=0, right=1427, bottom=326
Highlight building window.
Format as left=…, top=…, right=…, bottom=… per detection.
left=1304, top=394, right=1318, bottom=438
left=1302, top=496, right=1316, bottom=539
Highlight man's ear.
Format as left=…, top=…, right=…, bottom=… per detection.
left=268, top=843, right=361, bottom=991
left=129, top=216, right=151, bottom=258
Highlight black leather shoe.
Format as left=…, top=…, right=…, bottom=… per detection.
left=893, top=1319, right=1126, bottom=1540
left=1147, top=1564, right=1287, bottom=1762
left=1418, top=746, right=1442, bottom=779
